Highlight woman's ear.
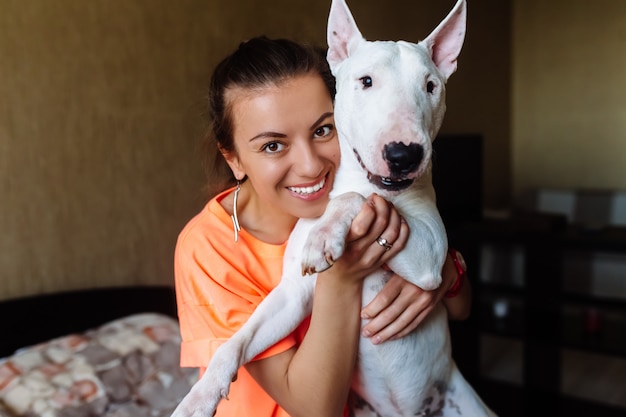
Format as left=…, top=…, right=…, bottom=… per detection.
left=220, top=147, right=246, bottom=181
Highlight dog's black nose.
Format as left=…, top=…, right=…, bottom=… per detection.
left=383, top=142, right=423, bottom=176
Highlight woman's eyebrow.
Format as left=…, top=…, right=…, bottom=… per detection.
left=248, top=112, right=335, bottom=142
left=248, top=131, right=286, bottom=142
left=309, top=112, right=334, bottom=130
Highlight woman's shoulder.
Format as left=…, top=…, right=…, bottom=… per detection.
left=177, top=189, right=234, bottom=246
left=176, top=188, right=286, bottom=258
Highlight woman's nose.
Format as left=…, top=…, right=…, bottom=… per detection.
left=295, top=141, right=325, bottom=177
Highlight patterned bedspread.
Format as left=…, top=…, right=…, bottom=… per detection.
left=0, top=313, right=196, bottom=417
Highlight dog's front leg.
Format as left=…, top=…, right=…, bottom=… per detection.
left=170, top=272, right=316, bottom=417
left=301, top=192, right=366, bottom=274
left=387, top=196, right=447, bottom=291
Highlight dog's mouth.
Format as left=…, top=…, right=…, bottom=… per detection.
left=354, top=150, right=414, bottom=192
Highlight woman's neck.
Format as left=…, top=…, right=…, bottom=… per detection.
left=223, top=183, right=297, bottom=245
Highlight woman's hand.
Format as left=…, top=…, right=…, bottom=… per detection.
left=323, top=194, right=409, bottom=284
left=360, top=251, right=472, bottom=344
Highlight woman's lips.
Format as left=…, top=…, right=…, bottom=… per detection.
left=287, top=176, right=327, bottom=196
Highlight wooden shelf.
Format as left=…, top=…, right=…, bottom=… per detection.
left=447, top=215, right=626, bottom=416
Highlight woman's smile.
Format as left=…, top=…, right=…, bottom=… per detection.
left=287, top=175, right=327, bottom=198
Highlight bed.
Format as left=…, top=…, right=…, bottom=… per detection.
left=0, top=286, right=195, bottom=417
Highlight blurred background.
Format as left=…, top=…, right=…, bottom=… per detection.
left=1, top=0, right=625, bottom=415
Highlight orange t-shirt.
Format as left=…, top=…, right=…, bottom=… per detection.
left=174, top=188, right=312, bottom=417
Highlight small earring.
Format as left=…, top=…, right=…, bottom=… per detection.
left=231, top=180, right=242, bottom=243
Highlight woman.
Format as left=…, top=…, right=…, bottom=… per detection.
left=174, top=36, right=471, bottom=417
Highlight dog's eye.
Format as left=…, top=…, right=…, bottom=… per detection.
left=426, top=81, right=436, bottom=94
left=360, top=76, right=373, bottom=89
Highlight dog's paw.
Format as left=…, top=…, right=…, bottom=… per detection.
left=170, top=382, right=223, bottom=417
left=301, top=224, right=348, bottom=275
left=300, top=192, right=364, bottom=275
left=171, top=350, right=240, bottom=417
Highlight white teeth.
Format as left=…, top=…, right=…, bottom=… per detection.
left=289, top=178, right=326, bottom=195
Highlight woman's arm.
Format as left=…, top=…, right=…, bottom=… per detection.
left=360, top=250, right=472, bottom=343
left=441, top=250, right=472, bottom=320
left=246, top=271, right=364, bottom=417
left=246, top=194, right=408, bottom=417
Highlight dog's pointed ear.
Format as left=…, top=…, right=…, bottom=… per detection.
left=326, top=0, right=364, bottom=71
left=423, top=0, right=467, bottom=80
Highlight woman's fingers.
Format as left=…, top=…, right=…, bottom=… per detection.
left=346, top=196, right=378, bottom=242
left=332, top=194, right=409, bottom=283
left=360, top=274, right=436, bottom=344
left=346, top=194, right=407, bottom=265
left=360, top=273, right=405, bottom=320
left=376, top=307, right=433, bottom=342
left=346, top=194, right=391, bottom=244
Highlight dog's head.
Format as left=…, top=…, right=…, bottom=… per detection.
left=327, top=0, right=466, bottom=194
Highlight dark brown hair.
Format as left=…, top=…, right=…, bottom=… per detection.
left=203, top=36, right=336, bottom=196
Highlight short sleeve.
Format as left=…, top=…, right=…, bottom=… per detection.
left=174, top=197, right=293, bottom=368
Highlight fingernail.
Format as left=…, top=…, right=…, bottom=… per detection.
left=372, top=335, right=382, bottom=345
left=361, top=311, right=370, bottom=319
left=362, top=329, right=371, bottom=337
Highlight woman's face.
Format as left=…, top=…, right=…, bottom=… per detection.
left=224, top=73, right=340, bottom=220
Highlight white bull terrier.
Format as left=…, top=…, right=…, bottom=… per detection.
left=172, top=0, right=496, bottom=415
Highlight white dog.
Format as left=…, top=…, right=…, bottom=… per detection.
left=172, top=0, right=496, bottom=416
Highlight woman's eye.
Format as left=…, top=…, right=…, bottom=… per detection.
left=314, top=125, right=333, bottom=138
left=261, top=141, right=285, bottom=153
left=360, top=76, right=373, bottom=89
